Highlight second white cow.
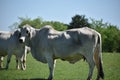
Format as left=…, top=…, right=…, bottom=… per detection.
left=0, top=30, right=27, bottom=70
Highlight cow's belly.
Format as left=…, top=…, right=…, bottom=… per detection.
left=0, top=48, right=7, bottom=56
left=31, top=50, right=47, bottom=63
left=0, top=51, right=7, bottom=56
left=59, top=54, right=84, bottom=64
left=33, top=56, right=47, bottom=63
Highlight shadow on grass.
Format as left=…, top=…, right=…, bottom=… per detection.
left=16, top=78, right=48, bottom=80
left=0, top=68, right=6, bottom=70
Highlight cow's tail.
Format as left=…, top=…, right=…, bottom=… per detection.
left=94, top=33, right=104, bottom=79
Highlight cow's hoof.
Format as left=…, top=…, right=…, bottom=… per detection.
left=5, top=67, right=8, bottom=70
left=0, top=67, right=2, bottom=70
left=16, top=66, right=20, bottom=70
left=21, top=68, right=26, bottom=71
left=87, top=77, right=92, bottom=80
left=48, top=77, right=53, bottom=80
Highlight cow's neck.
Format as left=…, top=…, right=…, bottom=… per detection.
left=29, top=29, right=39, bottom=48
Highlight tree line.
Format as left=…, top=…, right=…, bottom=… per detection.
left=10, top=15, right=120, bottom=53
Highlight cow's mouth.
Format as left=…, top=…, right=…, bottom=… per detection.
left=19, top=39, right=24, bottom=43
left=19, top=37, right=25, bottom=43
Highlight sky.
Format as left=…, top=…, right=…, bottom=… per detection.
left=0, top=0, right=120, bottom=31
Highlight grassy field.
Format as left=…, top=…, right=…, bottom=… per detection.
left=0, top=53, right=120, bottom=80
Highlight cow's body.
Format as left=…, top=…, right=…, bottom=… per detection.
left=19, top=25, right=104, bottom=80
left=0, top=30, right=27, bottom=70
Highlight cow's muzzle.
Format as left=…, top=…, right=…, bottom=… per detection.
left=19, top=37, right=25, bottom=43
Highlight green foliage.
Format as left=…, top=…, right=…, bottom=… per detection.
left=68, top=14, right=90, bottom=29
left=18, top=17, right=43, bottom=29
left=90, top=19, right=120, bottom=52
left=17, top=17, right=67, bottom=31
left=0, top=53, right=120, bottom=80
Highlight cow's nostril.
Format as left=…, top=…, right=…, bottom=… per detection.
left=19, top=39, right=23, bottom=43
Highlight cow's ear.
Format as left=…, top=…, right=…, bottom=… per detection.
left=27, top=25, right=35, bottom=38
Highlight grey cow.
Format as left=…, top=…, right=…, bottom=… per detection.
left=19, top=24, right=104, bottom=80
left=0, top=30, right=27, bottom=70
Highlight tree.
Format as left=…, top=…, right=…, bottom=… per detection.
left=103, top=25, right=120, bottom=52
left=90, top=18, right=120, bottom=52
left=18, top=17, right=32, bottom=28
left=68, top=14, right=90, bottom=29
left=18, top=17, right=43, bottom=29
left=10, top=17, right=67, bottom=31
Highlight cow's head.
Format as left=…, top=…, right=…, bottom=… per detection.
left=19, top=24, right=33, bottom=45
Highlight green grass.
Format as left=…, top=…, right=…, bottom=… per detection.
left=0, top=53, right=120, bottom=80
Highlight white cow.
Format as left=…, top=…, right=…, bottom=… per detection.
left=0, top=30, right=27, bottom=70
left=19, top=24, right=104, bottom=80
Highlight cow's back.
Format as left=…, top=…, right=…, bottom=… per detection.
left=47, top=27, right=99, bottom=58
left=0, top=32, right=12, bottom=55
left=0, top=31, right=21, bottom=56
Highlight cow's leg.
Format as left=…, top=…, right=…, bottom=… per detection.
left=20, top=47, right=27, bottom=70
left=23, top=51, right=27, bottom=70
left=0, top=57, right=4, bottom=68
left=0, top=57, right=2, bottom=68
left=23, top=59, right=26, bottom=70
left=86, top=55, right=95, bottom=80
left=5, top=52, right=12, bottom=70
left=16, top=56, right=20, bottom=70
left=21, top=58, right=26, bottom=70
left=20, top=57, right=26, bottom=70
left=46, top=57, right=56, bottom=80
